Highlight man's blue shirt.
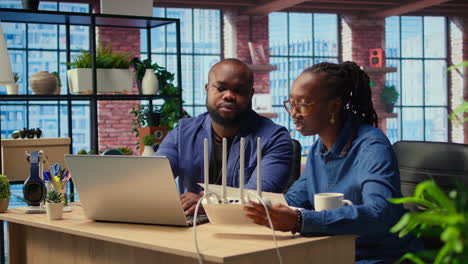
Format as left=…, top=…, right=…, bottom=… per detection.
left=285, top=115, right=419, bottom=263
left=156, top=110, right=293, bottom=194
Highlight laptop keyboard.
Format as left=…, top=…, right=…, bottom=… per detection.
left=186, top=214, right=209, bottom=226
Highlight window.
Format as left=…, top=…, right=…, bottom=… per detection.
left=385, top=16, right=448, bottom=143
left=140, top=8, right=222, bottom=117
left=269, top=12, right=339, bottom=155
left=0, top=1, right=91, bottom=154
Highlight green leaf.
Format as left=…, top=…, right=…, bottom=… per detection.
left=388, top=197, right=435, bottom=209
left=395, top=252, right=426, bottom=264
left=447, top=61, right=468, bottom=71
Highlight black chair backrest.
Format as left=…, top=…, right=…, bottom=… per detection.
left=393, top=141, right=468, bottom=212
left=284, top=139, right=302, bottom=193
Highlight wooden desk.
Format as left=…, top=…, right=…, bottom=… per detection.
left=0, top=205, right=355, bottom=264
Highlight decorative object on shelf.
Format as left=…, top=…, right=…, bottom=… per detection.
left=51, top=71, right=61, bottom=95
left=11, top=127, right=42, bottom=139
left=131, top=104, right=175, bottom=152
left=45, top=189, right=64, bottom=220
left=248, top=42, right=267, bottom=65
left=389, top=180, right=468, bottom=264
left=22, top=0, right=40, bottom=11
left=100, top=0, right=153, bottom=17
left=141, top=134, right=155, bottom=156
left=142, top=69, right=158, bottom=95
left=23, top=151, right=47, bottom=206
left=369, top=48, right=383, bottom=67
left=116, top=147, right=133, bottom=155
left=0, top=20, right=15, bottom=89
left=0, top=174, right=11, bottom=213
left=67, top=44, right=132, bottom=94
left=252, top=93, right=272, bottom=113
left=131, top=58, right=169, bottom=95
left=380, top=85, right=399, bottom=113
left=6, top=72, right=19, bottom=95
left=29, top=71, right=57, bottom=95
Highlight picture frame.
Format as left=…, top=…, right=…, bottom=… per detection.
left=248, top=42, right=267, bottom=65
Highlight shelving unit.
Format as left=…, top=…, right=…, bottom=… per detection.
left=0, top=8, right=183, bottom=153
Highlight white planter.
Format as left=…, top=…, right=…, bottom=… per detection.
left=6, top=83, right=18, bottom=95
left=100, top=0, right=153, bottom=17
left=46, top=202, right=63, bottom=220
left=67, top=68, right=133, bottom=94
left=142, top=146, right=155, bottom=156
left=142, top=69, right=158, bottom=95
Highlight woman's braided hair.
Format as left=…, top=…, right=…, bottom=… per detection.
left=303, top=61, right=379, bottom=127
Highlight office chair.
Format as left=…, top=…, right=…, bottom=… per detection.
left=393, top=140, right=468, bottom=211
left=283, top=139, right=302, bottom=193
left=393, top=140, right=468, bottom=249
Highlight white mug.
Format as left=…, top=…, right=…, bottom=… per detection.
left=314, top=193, right=352, bottom=211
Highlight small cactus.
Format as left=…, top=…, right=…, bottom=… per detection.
left=46, top=190, right=63, bottom=203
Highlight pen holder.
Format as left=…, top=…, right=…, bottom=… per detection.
left=45, top=181, right=68, bottom=206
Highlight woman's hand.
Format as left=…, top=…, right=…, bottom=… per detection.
left=244, top=201, right=298, bottom=232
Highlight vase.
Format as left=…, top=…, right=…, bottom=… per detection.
left=0, top=198, right=8, bottom=213
left=142, top=69, right=158, bottom=95
left=385, top=103, right=394, bottom=113
left=142, top=145, right=155, bottom=156
left=22, top=0, right=40, bottom=11
left=6, top=83, right=18, bottom=95
left=46, top=202, right=63, bottom=220
left=29, top=71, right=57, bottom=95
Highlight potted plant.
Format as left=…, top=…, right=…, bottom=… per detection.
left=0, top=175, right=11, bottom=213
left=67, top=44, right=132, bottom=94
left=380, top=85, right=399, bottom=113
left=45, top=189, right=64, bottom=220
left=6, top=73, right=19, bottom=95
left=22, top=0, right=40, bottom=11
left=142, top=134, right=155, bottom=156
left=117, top=147, right=133, bottom=155
left=389, top=180, right=467, bottom=263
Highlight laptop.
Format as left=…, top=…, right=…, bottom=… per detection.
left=64, top=155, right=208, bottom=226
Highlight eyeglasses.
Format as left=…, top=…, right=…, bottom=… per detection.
left=283, top=99, right=316, bottom=116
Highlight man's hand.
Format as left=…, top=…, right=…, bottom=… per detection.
left=180, top=192, right=204, bottom=216
left=244, top=201, right=298, bottom=232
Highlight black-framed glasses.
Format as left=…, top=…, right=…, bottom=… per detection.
left=283, top=100, right=316, bottom=116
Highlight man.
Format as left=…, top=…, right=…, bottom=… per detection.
left=156, top=58, right=292, bottom=216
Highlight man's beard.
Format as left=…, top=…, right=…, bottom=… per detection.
left=207, top=103, right=251, bottom=128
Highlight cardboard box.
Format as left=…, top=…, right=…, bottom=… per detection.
left=1, top=138, right=71, bottom=181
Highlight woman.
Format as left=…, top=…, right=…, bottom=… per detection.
left=244, top=62, right=419, bottom=263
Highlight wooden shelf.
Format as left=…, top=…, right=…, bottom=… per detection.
left=378, top=113, right=398, bottom=119
left=247, top=64, right=278, bottom=72
left=259, top=112, right=278, bottom=119
left=362, top=67, right=397, bottom=74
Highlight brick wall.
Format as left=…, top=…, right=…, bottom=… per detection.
left=449, top=18, right=465, bottom=143
left=97, top=27, right=140, bottom=153
left=223, top=12, right=270, bottom=94
left=341, top=16, right=390, bottom=132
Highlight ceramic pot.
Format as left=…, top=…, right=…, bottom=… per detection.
left=142, top=145, right=155, bottom=156
left=46, top=202, right=63, bottom=220
left=385, top=103, right=394, bottom=113
left=0, top=198, right=9, bottom=213
left=30, top=71, right=57, bottom=95
left=142, top=69, right=158, bottom=95
left=22, top=0, right=40, bottom=11
left=6, top=83, right=18, bottom=95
